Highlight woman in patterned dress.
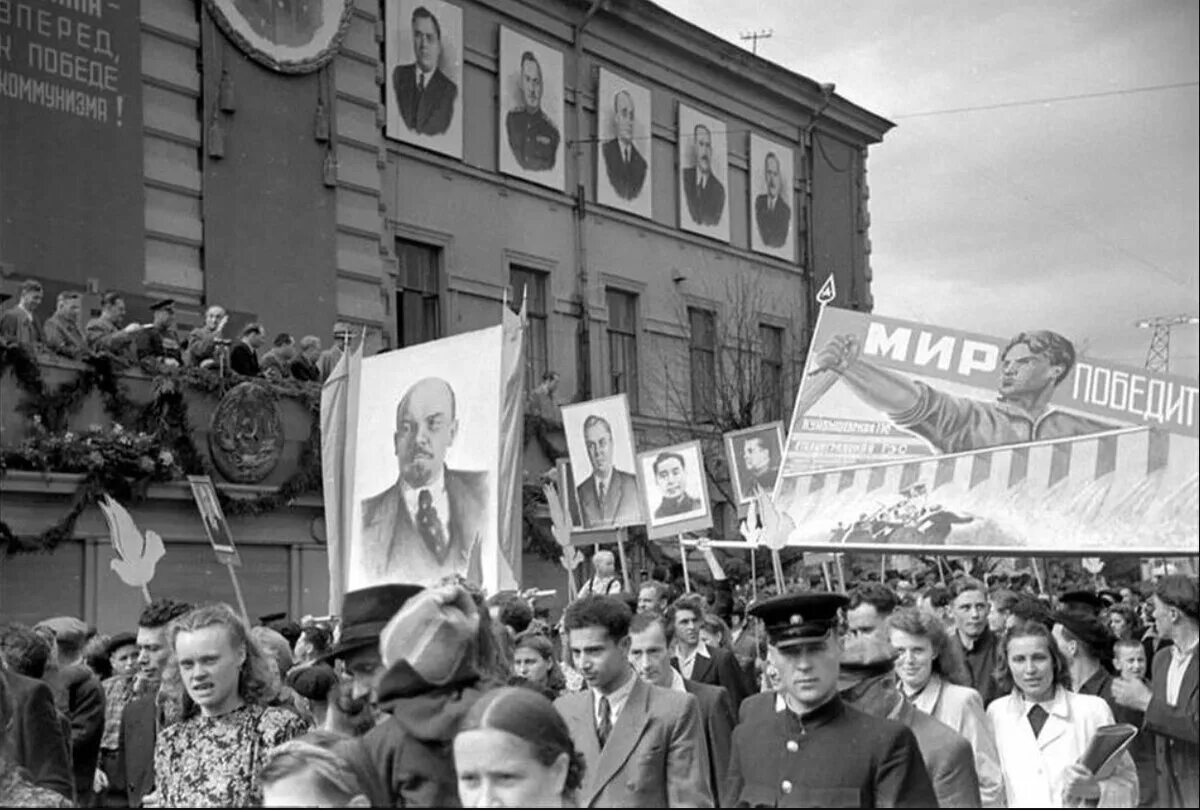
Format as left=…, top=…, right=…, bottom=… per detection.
left=144, top=604, right=308, bottom=808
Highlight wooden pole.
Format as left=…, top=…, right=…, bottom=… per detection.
left=140, top=585, right=153, bottom=605
left=835, top=553, right=848, bottom=593
left=750, top=547, right=758, bottom=604
left=226, top=562, right=251, bottom=626
left=615, top=529, right=632, bottom=593
left=1031, top=558, right=1046, bottom=595
left=936, top=556, right=947, bottom=585
left=821, top=561, right=833, bottom=591
left=770, top=548, right=786, bottom=593
left=679, top=536, right=692, bottom=593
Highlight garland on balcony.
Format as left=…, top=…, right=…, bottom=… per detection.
left=0, top=343, right=323, bottom=556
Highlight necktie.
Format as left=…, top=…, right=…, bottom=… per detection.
left=1027, top=704, right=1048, bottom=738
left=416, top=489, right=449, bottom=561
left=597, top=480, right=607, bottom=504
left=597, top=695, right=612, bottom=748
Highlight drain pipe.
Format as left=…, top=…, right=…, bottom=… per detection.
left=572, top=0, right=606, bottom=401
left=802, top=82, right=835, bottom=350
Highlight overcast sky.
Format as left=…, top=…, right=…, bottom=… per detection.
left=658, top=0, right=1199, bottom=379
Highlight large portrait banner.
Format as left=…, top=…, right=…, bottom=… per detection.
left=749, top=133, right=795, bottom=261
left=498, top=26, right=564, bottom=191
left=677, top=104, right=729, bottom=243
left=595, top=68, right=652, bottom=219
left=561, top=394, right=643, bottom=532
left=385, top=0, right=463, bottom=159
left=203, top=0, right=354, bottom=72
left=774, top=306, right=1199, bottom=555
left=638, top=440, right=714, bottom=539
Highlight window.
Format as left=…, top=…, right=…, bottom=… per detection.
left=606, top=289, right=639, bottom=411
left=689, top=307, right=716, bottom=420
left=509, top=265, right=548, bottom=385
left=394, top=238, right=441, bottom=348
left=759, top=324, right=784, bottom=421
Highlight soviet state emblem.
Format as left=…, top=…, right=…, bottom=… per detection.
left=208, top=382, right=285, bottom=483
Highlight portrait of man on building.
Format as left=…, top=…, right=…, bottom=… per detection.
left=597, top=69, right=651, bottom=216
left=357, top=376, right=490, bottom=585
left=678, top=105, right=729, bottom=241
left=562, top=394, right=643, bottom=531
left=812, top=328, right=1120, bottom=455
left=750, top=134, right=795, bottom=257
left=724, top=422, right=784, bottom=504
left=637, top=440, right=713, bottom=538
left=386, top=0, right=463, bottom=157
left=499, top=27, right=564, bottom=190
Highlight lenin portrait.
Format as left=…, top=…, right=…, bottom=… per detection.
left=723, top=422, right=785, bottom=506
left=678, top=104, right=730, bottom=242
left=749, top=133, right=796, bottom=260
left=596, top=69, right=652, bottom=218
left=498, top=26, right=565, bottom=192
left=357, top=376, right=490, bottom=586
left=386, top=0, right=463, bottom=158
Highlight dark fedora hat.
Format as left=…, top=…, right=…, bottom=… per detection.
left=1052, top=610, right=1115, bottom=661
left=322, top=583, right=425, bottom=662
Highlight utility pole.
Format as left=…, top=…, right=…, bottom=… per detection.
left=739, top=29, right=773, bottom=55
left=1135, top=314, right=1199, bottom=373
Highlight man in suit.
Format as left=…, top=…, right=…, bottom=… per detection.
left=737, top=433, right=779, bottom=500
left=229, top=322, right=265, bottom=376
left=754, top=151, right=791, bottom=248
left=601, top=89, right=647, bottom=201
left=0, top=624, right=74, bottom=800
left=669, top=594, right=749, bottom=709
left=506, top=50, right=559, bottom=171
left=629, top=611, right=734, bottom=806
left=392, top=5, right=457, bottom=137
left=109, top=598, right=193, bottom=807
left=839, top=635, right=982, bottom=808
left=43, top=291, right=88, bottom=359
left=0, top=278, right=44, bottom=347
left=725, top=591, right=936, bottom=808
left=652, top=450, right=702, bottom=520
left=576, top=414, right=641, bottom=529
left=86, top=290, right=141, bottom=360
left=360, top=377, right=488, bottom=584
left=1112, top=574, right=1199, bottom=808
left=554, top=595, right=713, bottom=807
left=682, top=124, right=725, bottom=226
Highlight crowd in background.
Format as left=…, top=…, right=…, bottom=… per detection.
left=0, top=279, right=349, bottom=383
left=1, top=559, right=1196, bottom=808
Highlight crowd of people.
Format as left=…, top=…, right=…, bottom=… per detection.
left=1, top=562, right=1196, bottom=808
left=0, top=279, right=349, bottom=383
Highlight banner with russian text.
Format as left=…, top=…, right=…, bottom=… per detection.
left=775, top=307, right=1198, bottom=555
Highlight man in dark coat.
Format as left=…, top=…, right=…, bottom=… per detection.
left=670, top=594, right=750, bottom=710
left=134, top=299, right=182, bottom=367
left=725, top=591, right=936, bottom=808
left=682, top=123, right=725, bottom=226
left=36, top=617, right=105, bottom=807
left=754, top=151, right=792, bottom=248
left=43, top=291, right=88, bottom=359
left=949, top=577, right=1003, bottom=705
left=629, top=611, right=734, bottom=806
left=392, top=5, right=457, bottom=137
left=505, top=51, right=559, bottom=172
left=229, top=322, right=265, bottom=376
left=601, top=89, right=647, bottom=200
left=0, top=626, right=74, bottom=800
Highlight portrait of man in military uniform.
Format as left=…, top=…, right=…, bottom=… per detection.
left=498, top=26, right=565, bottom=191
left=385, top=0, right=463, bottom=159
left=750, top=133, right=796, bottom=260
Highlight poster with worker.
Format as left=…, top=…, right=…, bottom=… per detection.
left=331, top=310, right=524, bottom=595
left=774, top=306, right=1199, bottom=555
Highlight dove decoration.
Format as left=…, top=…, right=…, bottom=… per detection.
left=99, top=494, right=164, bottom=603
left=543, top=481, right=582, bottom=600
left=754, top=489, right=792, bottom=592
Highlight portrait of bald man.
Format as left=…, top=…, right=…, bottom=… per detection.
left=359, top=376, right=488, bottom=584
left=601, top=89, right=648, bottom=201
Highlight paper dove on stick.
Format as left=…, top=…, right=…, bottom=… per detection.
left=99, top=494, right=165, bottom=592
left=755, top=488, right=794, bottom=552
left=543, top=482, right=583, bottom=572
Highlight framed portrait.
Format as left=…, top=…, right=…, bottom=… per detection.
left=560, top=394, right=644, bottom=531
left=385, top=0, right=464, bottom=159
left=677, top=104, right=729, bottom=243
left=595, top=68, right=652, bottom=219
left=498, top=27, right=565, bottom=191
left=348, top=329, right=502, bottom=590
left=202, top=0, right=354, bottom=73
left=637, top=440, right=713, bottom=539
left=187, top=475, right=240, bottom=565
left=749, top=134, right=796, bottom=261
left=556, top=458, right=624, bottom=545
left=723, top=421, right=785, bottom=507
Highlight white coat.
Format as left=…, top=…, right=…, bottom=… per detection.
left=913, top=673, right=1006, bottom=808
left=988, top=687, right=1137, bottom=808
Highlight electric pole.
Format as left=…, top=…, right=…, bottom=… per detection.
left=1135, top=314, right=1199, bottom=373
left=740, top=29, right=773, bottom=55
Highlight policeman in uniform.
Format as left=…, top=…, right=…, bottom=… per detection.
left=505, top=50, right=559, bottom=171
left=135, top=298, right=183, bottom=366
left=725, top=591, right=937, bottom=808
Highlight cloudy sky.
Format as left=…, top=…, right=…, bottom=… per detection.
left=658, top=0, right=1199, bottom=378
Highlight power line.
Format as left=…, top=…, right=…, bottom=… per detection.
left=894, top=81, right=1198, bottom=119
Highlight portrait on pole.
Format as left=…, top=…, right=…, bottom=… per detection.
left=637, top=440, right=713, bottom=539
left=385, top=0, right=464, bottom=159
left=677, top=104, right=729, bottom=243
left=724, top=421, right=785, bottom=506
left=595, top=68, right=652, bottom=219
left=498, top=26, right=565, bottom=191
left=561, top=394, right=643, bottom=531
left=749, top=133, right=796, bottom=261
